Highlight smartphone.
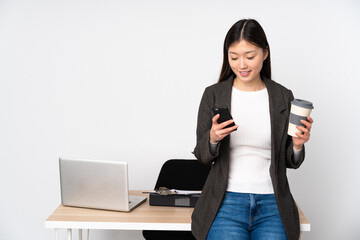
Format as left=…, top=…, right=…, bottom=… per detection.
left=212, top=107, right=237, bottom=130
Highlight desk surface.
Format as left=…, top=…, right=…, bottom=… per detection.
left=46, top=191, right=310, bottom=231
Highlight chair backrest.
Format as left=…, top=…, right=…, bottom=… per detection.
left=154, top=159, right=211, bottom=190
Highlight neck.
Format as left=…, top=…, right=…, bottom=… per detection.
left=233, top=77, right=265, bottom=91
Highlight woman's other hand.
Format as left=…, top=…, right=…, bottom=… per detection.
left=210, top=114, right=238, bottom=143
left=293, top=116, right=314, bottom=150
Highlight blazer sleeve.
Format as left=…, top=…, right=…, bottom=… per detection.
left=285, top=89, right=305, bottom=169
left=193, top=87, right=221, bottom=165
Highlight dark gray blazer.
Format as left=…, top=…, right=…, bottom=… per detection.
left=191, top=76, right=305, bottom=240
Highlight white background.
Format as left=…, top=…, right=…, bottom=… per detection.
left=1, top=0, right=359, bottom=239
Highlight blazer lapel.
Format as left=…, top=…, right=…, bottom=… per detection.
left=264, top=78, right=288, bottom=178
left=214, top=77, right=234, bottom=177
left=216, top=76, right=234, bottom=111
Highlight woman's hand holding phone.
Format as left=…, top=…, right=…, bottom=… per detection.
left=210, top=114, right=238, bottom=143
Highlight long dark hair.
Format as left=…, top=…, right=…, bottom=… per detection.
left=218, top=19, right=271, bottom=83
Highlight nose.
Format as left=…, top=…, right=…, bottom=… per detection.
left=239, top=58, right=247, bottom=69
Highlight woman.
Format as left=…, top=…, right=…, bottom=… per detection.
left=192, top=19, right=313, bottom=240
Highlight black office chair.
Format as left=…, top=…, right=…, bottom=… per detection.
left=142, top=159, right=211, bottom=240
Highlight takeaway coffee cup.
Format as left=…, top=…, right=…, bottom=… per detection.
left=288, top=99, right=314, bottom=137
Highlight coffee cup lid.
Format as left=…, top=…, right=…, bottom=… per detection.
left=291, top=99, right=314, bottom=109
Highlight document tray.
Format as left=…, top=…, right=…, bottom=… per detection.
left=149, top=193, right=200, bottom=207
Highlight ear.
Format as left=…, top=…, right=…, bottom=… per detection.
left=263, top=47, right=269, bottom=61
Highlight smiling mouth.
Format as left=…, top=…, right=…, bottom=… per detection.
left=239, top=70, right=251, bottom=76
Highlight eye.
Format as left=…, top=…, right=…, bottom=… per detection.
left=247, top=57, right=255, bottom=60
left=231, top=58, right=238, bottom=61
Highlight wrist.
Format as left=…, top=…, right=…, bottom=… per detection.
left=293, top=144, right=303, bottom=151
left=210, top=130, right=217, bottom=144
left=209, top=134, right=218, bottom=144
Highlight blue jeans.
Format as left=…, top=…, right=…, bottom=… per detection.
left=207, top=191, right=288, bottom=240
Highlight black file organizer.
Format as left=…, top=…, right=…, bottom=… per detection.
left=149, top=193, right=200, bottom=207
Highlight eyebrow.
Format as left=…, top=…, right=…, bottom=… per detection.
left=229, top=50, right=256, bottom=54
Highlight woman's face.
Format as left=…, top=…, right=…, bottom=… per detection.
left=228, top=40, right=268, bottom=85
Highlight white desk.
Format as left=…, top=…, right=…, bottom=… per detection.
left=45, top=191, right=310, bottom=239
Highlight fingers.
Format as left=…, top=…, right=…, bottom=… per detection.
left=293, top=116, right=314, bottom=146
left=297, top=125, right=310, bottom=135
left=218, top=124, right=238, bottom=135
left=300, top=119, right=312, bottom=131
left=212, top=115, right=234, bottom=128
left=210, top=115, right=238, bottom=143
left=212, top=124, right=238, bottom=142
left=294, top=124, right=310, bottom=144
left=219, top=119, right=235, bottom=129
left=295, top=131, right=309, bottom=139
left=213, top=120, right=237, bottom=136
left=307, top=116, right=314, bottom=124
left=212, top=114, right=236, bottom=130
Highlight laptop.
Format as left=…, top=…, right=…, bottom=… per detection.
left=59, top=158, right=147, bottom=212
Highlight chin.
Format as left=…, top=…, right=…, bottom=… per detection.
left=237, top=76, right=253, bottom=83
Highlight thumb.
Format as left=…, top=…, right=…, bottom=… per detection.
left=212, top=114, right=220, bottom=124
